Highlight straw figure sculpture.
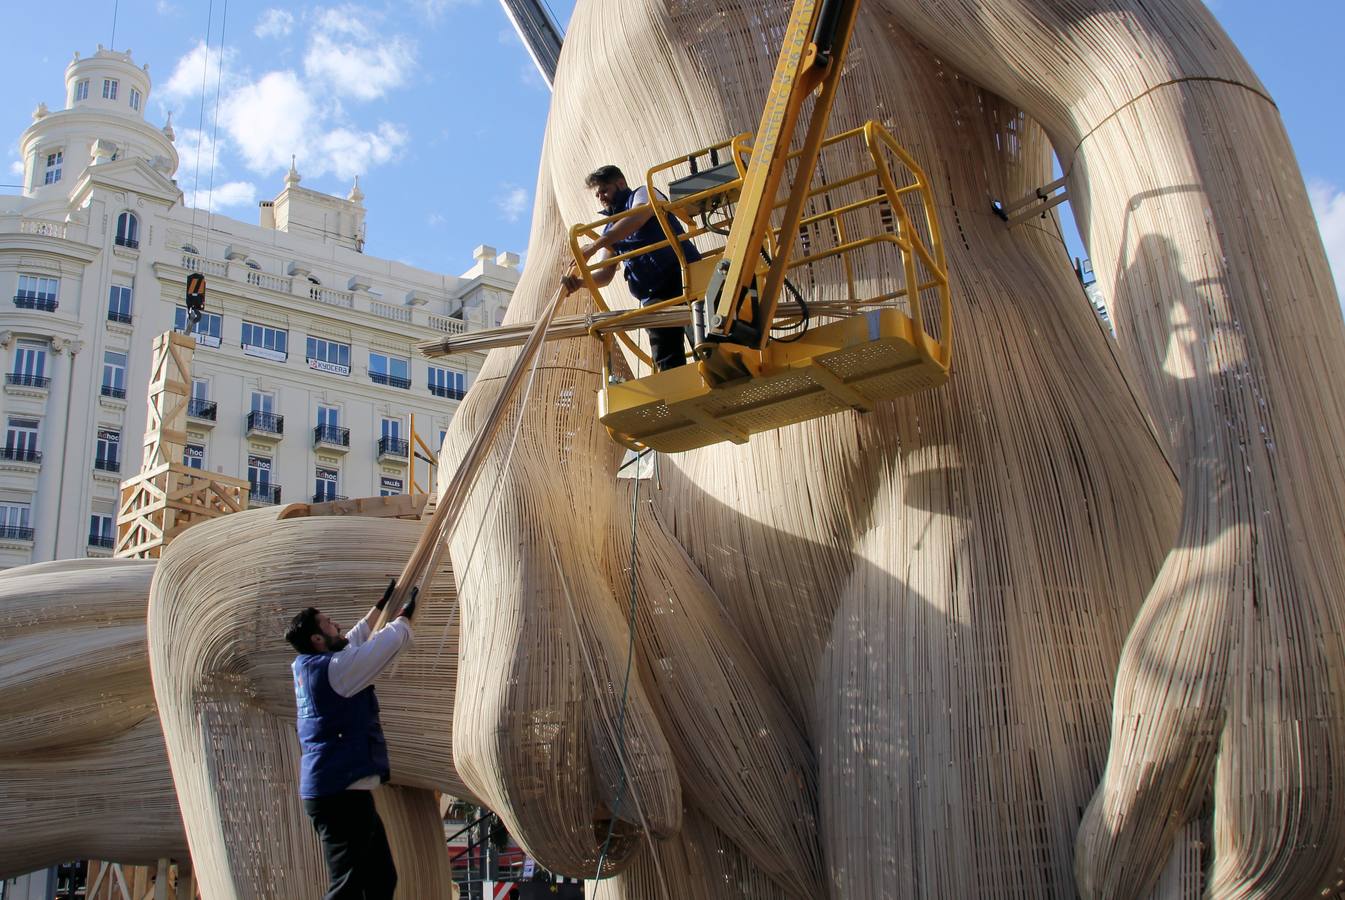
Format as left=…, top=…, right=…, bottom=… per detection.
left=0, top=558, right=186, bottom=876
left=0, top=537, right=459, bottom=897
left=6, top=0, right=1342, bottom=898
left=430, top=0, right=1345, bottom=897
left=146, top=507, right=465, bottom=898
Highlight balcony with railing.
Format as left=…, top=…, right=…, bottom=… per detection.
left=312, top=492, right=350, bottom=504
left=13, top=292, right=58, bottom=312
left=377, top=436, right=409, bottom=462
left=154, top=234, right=513, bottom=337
left=313, top=424, right=351, bottom=451
left=107, top=310, right=133, bottom=324
left=114, top=235, right=140, bottom=250
left=101, top=384, right=126, bottom=399
left=0, top=524, right=35, bottom=542
left=0, top=447, right=41, bottom=464
left=88, top=533, right=116, bottom=549
left=93, top=455, right=121, bottom=473
left=187, top=398, right=218, bottom=424
left=8, top=373, right=51, bottom=390
left=249, top=484, right=282, bottom=505
left=370, top=372, right=412, bottom=390
left=246, top=410, right=284, bottom=439
left=429, top=384, right=467, bottom=400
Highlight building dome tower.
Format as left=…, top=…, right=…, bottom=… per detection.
left=19, top=46, right=178, bottom=200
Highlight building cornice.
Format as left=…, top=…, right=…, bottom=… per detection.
left=0, top=227, right=100, bottom=265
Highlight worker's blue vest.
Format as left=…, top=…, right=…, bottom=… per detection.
left=292, top=653, right=390, bottom=799
left=607, top=188, right=702, bottom=300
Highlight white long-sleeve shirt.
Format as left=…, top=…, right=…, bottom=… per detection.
left=328, top=613, right=414, bottom=698
left=326, top=613, right=413, bottom=791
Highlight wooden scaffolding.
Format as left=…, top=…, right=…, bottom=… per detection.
left=115, top=332, right=248, bottom=559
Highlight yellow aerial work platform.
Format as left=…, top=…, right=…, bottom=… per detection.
left=571, top=121, right=952, bottom=454
left=599, top=307, right=947, bottom=452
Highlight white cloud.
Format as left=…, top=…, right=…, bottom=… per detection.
left=156, top=0, right=179, bottom=14
left=496, top=184, right=529, bottom=222
left=219, top=70, right=315, bottom=174
left=160, top=41, right=237, bottom=103
left=185, top=180, right=257, bottom=211
left=427, top=212, right=446, bottom=227
left=303, top=9, right=415, bottom=101
left=173, top=128, right=222, bottom=178
left=161, top=14, right=416, bottom=186
left=312, top=122, right=408, bottom=179
left=1310, top=180, right=1345, bottom=300
left=8, top=160, right=22, bottom=178
left=255, top=9, right=294, bottom=39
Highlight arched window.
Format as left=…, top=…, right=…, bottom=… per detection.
left=115, top=212, right=139, bottom=249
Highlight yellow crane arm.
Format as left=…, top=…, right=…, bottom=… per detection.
left=700, top=0, right=862, bottom=369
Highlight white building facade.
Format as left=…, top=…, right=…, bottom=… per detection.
left=0, top=46, right=518, bottom=568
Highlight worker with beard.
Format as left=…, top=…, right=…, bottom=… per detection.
left=562, top=164, right=703, bottom=371
left=286, top=580, right=418, bottom=900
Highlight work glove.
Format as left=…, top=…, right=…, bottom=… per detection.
left=376, top=578, right=396, bottom=610
left=398, top=587, right=419, bottom=622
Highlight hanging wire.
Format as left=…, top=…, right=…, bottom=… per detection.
left=202, top=0, right=230, bottom=238
left=110, top=0, right=120, bottom=50
left=187, top=0, right=216, bottom=252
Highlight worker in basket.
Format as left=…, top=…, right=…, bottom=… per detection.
left=561, top=164, right=702, bottom=371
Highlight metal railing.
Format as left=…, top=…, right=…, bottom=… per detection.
left=8, top=373, right=51, bottom=389
left=187, top=398, right=217, bottom=420
left=114, top=236, right=139, bottom=249
left=93, top=456, right=120, bottom=472
left=429, top=384, right=467, bottom=400
left=0, top=524, right=35, bottom=541
left=88, top=534, right=115, bottom=549
left=312, top=492, right=349, bottom=503
left=107, top=310, right=133, bottom=324
left=246, top=410, right=284, bottom=435
left=101, top=384, right=126, bottom=399
left=249, top=484, right=282, bottom=505
left=0, top=447, right=41, bottom=463
left=13, top=293, right=58, bottom=312
left=370, top=372, right=412, bottom=389
left=313, top=424, right=350, bottom=446
left=378, top=436, right=409, bottom=458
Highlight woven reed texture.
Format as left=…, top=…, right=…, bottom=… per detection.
left=6, top=1, right=1343, bottom=898
left=147, top=508, right=465, bottom=899
left=432, top=0, right=1343, bottom=897
left=0, top=558, right=187, bottom=877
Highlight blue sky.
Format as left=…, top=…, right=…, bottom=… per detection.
left=1, top=0, right=1340, bottom=290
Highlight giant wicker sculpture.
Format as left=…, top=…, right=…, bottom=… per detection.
left=7, top=1, right=1342, bottom=898
left=435, top=0, right=1344, bottom=897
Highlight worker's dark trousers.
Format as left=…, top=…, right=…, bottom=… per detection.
left=304, top=790, right=398, bottom=900
left=640, top=279, right=693, bottom=372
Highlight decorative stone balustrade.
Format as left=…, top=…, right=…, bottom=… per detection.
left=370, top=300, right=412, bottom=324
left=309, top=286, right=354, bottom=309
left=246, top=270, right=293, bottom=293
